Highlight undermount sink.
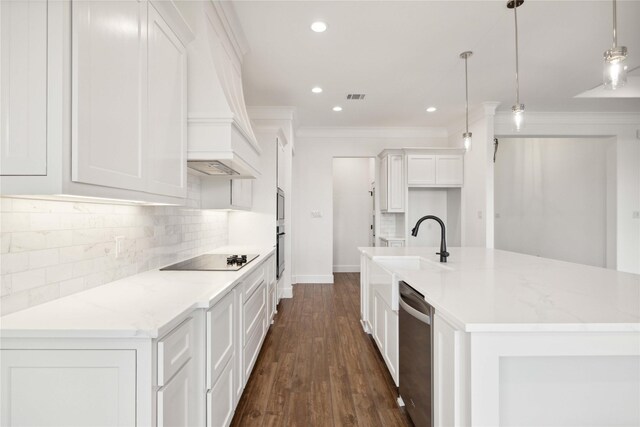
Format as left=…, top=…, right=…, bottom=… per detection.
left=373, top=256, right=452, bottom=272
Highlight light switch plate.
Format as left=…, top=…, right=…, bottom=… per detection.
left=114, top=236, right=125, bottom=259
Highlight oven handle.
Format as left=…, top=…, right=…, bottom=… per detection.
left=399, top=297, right=431, bottom=325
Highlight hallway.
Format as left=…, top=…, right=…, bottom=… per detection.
left=231, top=273, right=413, bottom=426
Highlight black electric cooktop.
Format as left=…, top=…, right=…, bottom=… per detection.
left=160, top=254, right=259, bottom=271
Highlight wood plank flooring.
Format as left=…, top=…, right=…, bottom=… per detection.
left=231, top=273, right=413, bottom=427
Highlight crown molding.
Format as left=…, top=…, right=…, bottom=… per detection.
left=494, top=111, right=640, bottom=126
left=295, top=127, right=448, bottom=139
left=247, top=106, right=297, bottom=122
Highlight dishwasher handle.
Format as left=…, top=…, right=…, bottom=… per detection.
left=399, top=296, right=431, bottom=325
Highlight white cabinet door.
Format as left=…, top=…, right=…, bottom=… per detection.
left=1, top=349, right=136, bottom=426
left=0, top=0, right=47, bottom=176
left=389, top=240, right=404, bottom=248
left=207, top=290, right=235, bottom=390
left=381, top=154, right=405, bottom=212
left=157, top=360, right=196, bottom=427
left=407, top=155, right=436, bottom=186
left=231, top=179, right=252, bottom=210
left=277, top=136, right=285, bottom=189
left=71, top=0, right=147, bottom=191
left=379, top=156, right=388, bottom=211
left=385, top=303, right=399, bottom=385
left=146, top=4, right=187, bottom=198
left=436, top=155, right=463, bottom=185
left=206, top=358, right=234, bottom=427
left=373, top=291, right=385, bottom=351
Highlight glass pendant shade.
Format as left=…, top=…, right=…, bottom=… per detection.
left=463, top=133, right=472, bottom=151
left=603, top=47, right=628, bottom=89
left=512, top=104, right=525, bottom=132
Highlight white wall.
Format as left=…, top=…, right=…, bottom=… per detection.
left=448, top=103, right=499, bottom=248
left=0, top=173, right=228, bottom=315
left=332, top=158, right=374, bottom=272
left=494, top=137, right=613, bottom=268
left=494, top=112, right=640, bottom=274
left=228, top=128, right=278, bottom=249
left=293, top=128, right=448, bottom=283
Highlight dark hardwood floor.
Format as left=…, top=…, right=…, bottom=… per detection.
left=231, top=272, right=413, bottom=427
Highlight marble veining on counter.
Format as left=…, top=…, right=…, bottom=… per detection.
left=0, top=246, right=275, bottom=338
left=360, top=247, right=640, bottom=332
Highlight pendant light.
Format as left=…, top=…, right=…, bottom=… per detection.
left=603, top=0, right=627, bottom=89
left=460, top=51, right=473, bottom=151
left=508, top=0, right=524, bottom=132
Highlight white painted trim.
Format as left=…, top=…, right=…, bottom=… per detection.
left=247, top=106, right=297, bottom=121
left=495, top=111, right=640, bottom=127
left=333, top=265, right=360, bottom=273
left=296, top=126, right=448, bottom=139
left=279, top=286, right=293, bottom=298
left=293, top=275, right=334, bottom=284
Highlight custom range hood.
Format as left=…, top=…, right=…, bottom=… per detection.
left=179, top=1, right=261, bottom=178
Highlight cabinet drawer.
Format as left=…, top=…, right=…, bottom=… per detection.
left=243, top=308, right=266, bottom=379
left=242, top=264, right=265, bottom=301
left=243, top=282, right=266, bottom=346
left=157, top=317, right=194, bottom=386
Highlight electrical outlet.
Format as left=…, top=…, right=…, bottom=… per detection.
left=495, top=213, right=501, bottom=219
left=632, top=211, right=640, bottom=219
left=311, top=210, right=322, bottom=218
left=114, top=236, right=125, bottom=259
left=477, top=210, right=483, bottom=220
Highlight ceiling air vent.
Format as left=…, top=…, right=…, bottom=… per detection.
left=346, top=94, right=366, bottom=100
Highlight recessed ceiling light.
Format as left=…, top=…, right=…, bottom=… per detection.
left=311, top=87, right=323, bottom=94
left=426, top=107, right=437, bottom=113
left=311, top=21, right=328, bottom=33
left=332, top=106, right=343, bottom=112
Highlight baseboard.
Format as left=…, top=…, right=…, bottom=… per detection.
left=333, top=265, right=360, bottom=273
left=293, top=275, right=334, bottom=284
left=279, top=286, right=293, bottom=299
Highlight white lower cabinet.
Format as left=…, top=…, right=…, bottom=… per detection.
left=207, top=358, right=235, bottom=427
left=157, top=359, right=195, bottom=427
left=1, top=349, right=136, bottom=426
left=0, top=254, right=277, bottom=427
left=373, top=289, right=399, bottom=385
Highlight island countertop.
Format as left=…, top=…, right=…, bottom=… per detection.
left=359, top=247, right=640, bottom=332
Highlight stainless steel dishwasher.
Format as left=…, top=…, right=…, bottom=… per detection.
left=399, top=281, right=434, bottom=427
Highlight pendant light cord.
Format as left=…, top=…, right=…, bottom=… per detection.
left=612, top=0, right=618, bottom=48
left=465, top=56, right=469, bottom=133
left=514, top=3, right=520, bottom=106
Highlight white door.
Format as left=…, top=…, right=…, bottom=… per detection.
left=146, top=4, right=187, bottom=197
left=0, top=0, right=47, bottom=176
left=1, top=349, right=136, bottom=426
left=71, top=0, right=147, bottom=191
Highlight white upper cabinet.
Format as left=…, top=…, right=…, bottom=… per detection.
left=0, top=0, right=47, bottom=176
left=379, top=152, right=405, bottom=213
left=1, top=0, right=191, bottom=204
left=72, top=0, right=148, bottom=191
left=146, top=3, right=187, bottom=197
left=407, top=152, right=464, bottom=187
left=407, top=155, right=436, bottom=185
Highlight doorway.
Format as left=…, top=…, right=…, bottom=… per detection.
left=333, top=157, right=375, bottom=273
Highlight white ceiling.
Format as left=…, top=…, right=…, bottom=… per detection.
left=233, top=0, right=640, bottom=128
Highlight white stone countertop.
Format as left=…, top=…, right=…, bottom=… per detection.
left=0, top=246, right=275, bottom=339
left=359, top=247, right=640, bottom=332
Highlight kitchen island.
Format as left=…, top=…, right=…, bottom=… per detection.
left=359, top=247, right=640, bottom=427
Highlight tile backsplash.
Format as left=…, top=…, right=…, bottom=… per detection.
left=0, top=174, right=228, bottom=316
